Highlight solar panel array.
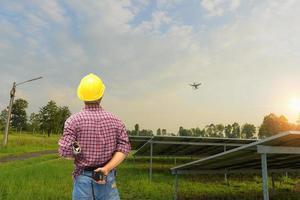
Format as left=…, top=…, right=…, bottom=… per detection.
left=133, top=135, right=256, bottom=157
left=171, top=131, right=300, bottom=174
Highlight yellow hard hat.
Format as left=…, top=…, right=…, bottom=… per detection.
left=77, top=73, right=106, bottom=101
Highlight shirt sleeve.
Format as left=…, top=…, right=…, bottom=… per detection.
left=58, top=117, right=77, bottom=158
left=115, top=122, right=131, bottom=155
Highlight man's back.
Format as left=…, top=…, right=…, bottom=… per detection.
left=59, top=104, right=130, bottom=179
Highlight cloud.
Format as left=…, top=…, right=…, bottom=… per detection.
left=133, top=11, right=173, bottom=33
left=156, top=0, right=184, bottom=9
left=0, top=0, right=300, bottom=132
left=39, top=1, right=66, bottom=23
left=201, top=0, right=240, bottom=17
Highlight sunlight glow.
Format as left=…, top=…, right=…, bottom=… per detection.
left=289, top=99, right=300, bottom=112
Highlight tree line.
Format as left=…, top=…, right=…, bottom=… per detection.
left=1, top=98, right=300, bottom=139
left=0, top=98, right=71, bottom=137
left=128, top=113, right=300, bottom=139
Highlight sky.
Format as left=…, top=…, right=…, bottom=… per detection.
left=0, top=0, right=300, bottom=133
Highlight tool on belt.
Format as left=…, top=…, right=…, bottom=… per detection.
left=92, top=171, right=106, bottom=182
left=72, top=141, right=81, bottom=155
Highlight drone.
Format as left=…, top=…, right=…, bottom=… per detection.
left=190, top=82, right=201, bottom=89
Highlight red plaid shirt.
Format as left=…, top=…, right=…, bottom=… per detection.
left=58, top=104, right=131, bottom=179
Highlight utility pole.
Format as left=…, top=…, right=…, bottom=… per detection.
left=2, top=76, right=42, bottom=147
left=2, top=82, right=16, bottom=147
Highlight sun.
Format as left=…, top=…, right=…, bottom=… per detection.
left=289, top=99, right=300, bottom=112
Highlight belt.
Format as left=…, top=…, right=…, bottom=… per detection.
left=84, top=165, right=104, bottom=171
left=84, top=160, right=109, bottom=171
left=82, top=168, right=117, bottom=177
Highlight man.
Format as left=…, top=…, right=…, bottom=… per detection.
left=58, top=73, right=131, bottom=200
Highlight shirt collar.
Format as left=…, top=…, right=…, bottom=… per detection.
left=83, top=104, right=102, bottom=111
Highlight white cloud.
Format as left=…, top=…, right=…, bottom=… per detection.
left=156, top=0, right=184, bottom=9
left=133, top=11, right=173, bottom=33
left=201, top=0, right=240, bottom=17
left=38, top=1, right=66, bottom=23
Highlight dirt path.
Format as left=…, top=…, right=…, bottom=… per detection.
left=0, top=149, right=58, bottom=164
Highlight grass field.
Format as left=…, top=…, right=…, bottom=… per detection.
left=0, top=133, right=300, bottom=199
left=0, top=132, right=59, bottom=158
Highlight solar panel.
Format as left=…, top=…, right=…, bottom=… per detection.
left=129, top=135, right=152, bottom=150
left=171, top=131, right=300, bottom=174
left=170, top=131, right=300, bottom=200
left=134, top=135, right=256, bottom=157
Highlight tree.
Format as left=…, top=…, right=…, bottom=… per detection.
left=0, top=109, right=8, bottom=131
left=156, top=128, right=161, bottom=136
left=205, top=124, right=218, bottom=137
left=258, top=113, right=291, bottom=138
left=134, top=124, right=140, bottom=135
left=161, top=129, right=167, bottom=136
left=11, top=98, right=28, bottom=131
left=241, top=123, right=256, bottom=139
left=178, top=126, right=184, bottom=136
left=39, top=100, right=59, bottom=137
left=56, top=106, right=71, bottom=134
left=178, top=126, right=189, bottom=136
left=224, top=123, right=240, bottom=138
left=215, top=124, right=225, bottom=137
left=278, top=115, right=291, bottom=132
left=28, top=112, right=40, bottom=133
left=231, top=122, right=240, bottom=138
left=39, top=101, right=71, bottom=136
left=139, top=129, right=153, bottom=136
left=191, top=127, right=205, bottom=137
left=224, top=124, right=232, bottom=138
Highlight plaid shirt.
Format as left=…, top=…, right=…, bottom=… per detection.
left=58, top=104, right=131, bottom=179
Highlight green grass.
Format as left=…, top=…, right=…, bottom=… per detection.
left=0, top=155, right=300, bottom=200
left=0, top=132, right=59, bottom=158
left=0, top=133, right=300, bottom=199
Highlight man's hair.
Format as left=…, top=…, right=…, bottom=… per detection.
left=84, top=98, right=102, bottom=105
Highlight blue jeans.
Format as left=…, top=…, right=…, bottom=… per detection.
left=72, top=170, right=120, bottom=200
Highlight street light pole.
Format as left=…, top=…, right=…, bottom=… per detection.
left=2, top=76, right=42, bottom=147
left=2, top=82, right=16, bottom=147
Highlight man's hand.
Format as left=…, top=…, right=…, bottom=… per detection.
left=94, top=167, right=109, bottom=184
left=94, top=152, right=127, bottom=184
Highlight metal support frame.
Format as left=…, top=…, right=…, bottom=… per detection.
left=224, top=173, right=228, bottom=185
left=224, top=145, right=227, bottom=183
left=173, top=172, right=178, bottom=200
left=271, top=173, right=275, bottom=196
left=172, top=168, right=300, bottom=175
left=135, top=137, right=154, bottom=153
left=149, top=141, right=153, bottom=182
left=261, top=153, right=269, bottom=200
left=257, top=146, right=300, bottom=154
left=151, top=140, right=244, bottom=147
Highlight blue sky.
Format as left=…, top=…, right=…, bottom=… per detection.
left=0, top=0, right=300, bottom=133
